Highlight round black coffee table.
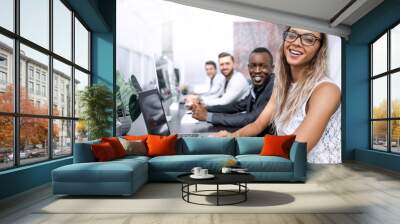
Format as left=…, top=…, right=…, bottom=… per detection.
left=177, top=173, right=255, bottom=206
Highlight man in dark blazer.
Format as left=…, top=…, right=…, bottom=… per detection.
left=192, top=47, right=275, bottom=136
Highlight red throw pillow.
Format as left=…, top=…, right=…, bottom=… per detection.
left=259, top=134, right=296, bottom=159
left=101, top=137, right=127, bottom=158
left=91, top=142, right=117, bottom=161
left=146, top=135, right=177, bottom=157
left=124, top=135, right=148, bottom=142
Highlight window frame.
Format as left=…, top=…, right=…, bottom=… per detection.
left=370, top=20, right=400, bottom=154
left=0, top=0, right=92, bottom=171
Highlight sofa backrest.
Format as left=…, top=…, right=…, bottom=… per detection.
left=235, top=137, right=263, bottom=155
left=177, top=137, right=236, bottom=155
left=73, top=140, right=100, bottom=163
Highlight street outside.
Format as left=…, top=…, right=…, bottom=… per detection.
left=0, top=147, right=71, bottom=170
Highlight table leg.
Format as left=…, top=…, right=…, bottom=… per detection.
left=195, top=184, right=198, bottom=192
left=187, top=184, right=190, bottom=202
left=181, top=184, right=183, bottom=199
left=245, top=183, right=247, bottom=201
left=217, top=184, right=219, bottom=206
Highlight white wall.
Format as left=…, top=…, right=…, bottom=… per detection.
left=169, top=4, right=254, bottom=88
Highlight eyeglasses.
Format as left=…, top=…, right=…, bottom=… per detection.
left=283, top=31, right=321, bottom=46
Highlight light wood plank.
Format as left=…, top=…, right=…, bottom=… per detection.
left=1, top=162, right=400, bottom=224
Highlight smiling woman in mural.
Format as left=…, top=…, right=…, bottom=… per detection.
left=214, top=27, right=342, bottom=164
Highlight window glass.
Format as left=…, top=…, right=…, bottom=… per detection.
left=20, top=44, right=49, bottom=115
left=0, top=35, right=14, bottom=113
left=0, top=0, right=92, bottom=168
left=53, top=119, right=72, bottom=157
left=391, top=24, right=400, bottom=70
left=372, top=121, right=388, bottom=151
left=74, top=69, right=89, bottom=118
left=372, top=33, right=387, bottom=76
left=74, top=18, right=89, bottom=70
left=391, top=72, right=400, bottom=118
left=0, top=116, right=13, bottom=170
left=372, top=77, right=387, bottom=119
left=53, top=59, right=72, bottom=117
left=53, top=0, right=72, bottom=60
left=20, top=117, right=49, bottom=165
left=20, top=0, right=49, bottom=49
left=75, top=120, right=88, bottom=143
left=391, top=120, right=400, bottom=153
left=0, top=0, right=14, bottom=31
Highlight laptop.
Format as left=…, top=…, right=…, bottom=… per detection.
left=138, top=89, right=209, bottom=137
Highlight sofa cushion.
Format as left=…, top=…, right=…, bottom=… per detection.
left=118, top=138, right=147, bottom=156
left=115, top=155, right=150, bottom=164
left=147, top=135, right=178, bottom=157
left=91, top=142, right=118, bottom=161
left=124, top=135, right=148, bottom=142
left=53, top=158, right=147, bottom=183
left=236, top=137, right=263, bottom=155
left=101, top=137, right=127, bottom=158
left=236, top=155, right=293, bottom=172
left=74, top=140, right=100, bottom=163
left=178, top=137, right=235, bottom=155
left=149, top=154, right=235, bottom=172
left=260, top=135, right=296, bottom=159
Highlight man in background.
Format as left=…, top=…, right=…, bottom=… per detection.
left=201, top=52, right=250, bottom=107
left=192, top=47, right=275, bottom=136
left=186, top=60, right=225, bottom=104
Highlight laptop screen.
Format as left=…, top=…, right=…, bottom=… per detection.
left=138, top=89, right=170, bottom=135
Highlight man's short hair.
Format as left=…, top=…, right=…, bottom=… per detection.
left=205, top=60, right=217, bottom=69
left=218, top=52, right=234, bottom=62
left=251, top=47, right=274, bottom=65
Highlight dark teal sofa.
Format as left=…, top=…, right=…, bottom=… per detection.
left=52, top=137, right=307, bottom=196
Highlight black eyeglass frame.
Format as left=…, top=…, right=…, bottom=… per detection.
left=283, top=31, right=321, bottom=46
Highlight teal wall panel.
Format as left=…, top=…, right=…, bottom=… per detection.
left=343, top=44, right=369, bottom=159
left=344, top=0, right=400, bottom=170
left=355, top=149, right=400, bottom=172
left=91, top=32, right=115, bottom=135
left=0, top=158, right=72, bottom=199
left=92, top=32, right=113, bottom=87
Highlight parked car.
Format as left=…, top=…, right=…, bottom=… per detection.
left=8, top=150, right=32, bottom=160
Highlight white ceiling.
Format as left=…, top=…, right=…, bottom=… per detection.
left=226, top=0, right=353, bottom=22
left=166, top=0, right=384, bottom=38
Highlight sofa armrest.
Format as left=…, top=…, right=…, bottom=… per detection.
left=289, top=141, right=307, bottom=181
left=73, top=140, right=100, bottom=163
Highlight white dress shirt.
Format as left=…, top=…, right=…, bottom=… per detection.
left=202, top=71, right=250, bottom=107
left=201, top=73, right=225, bottom=99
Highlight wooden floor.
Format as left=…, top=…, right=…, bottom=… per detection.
left=1, top=162, right=400, bottom=224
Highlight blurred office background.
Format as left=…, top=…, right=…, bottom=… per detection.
left=116, top=0, right=341, bottom=135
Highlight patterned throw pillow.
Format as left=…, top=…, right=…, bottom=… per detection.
left=118, top=137, right=147, bottom=156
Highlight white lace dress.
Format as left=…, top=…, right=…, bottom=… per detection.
left=275, top=78, right=342, bottom=164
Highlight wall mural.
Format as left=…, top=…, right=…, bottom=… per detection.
left=117, top=0, right=343, bottom=164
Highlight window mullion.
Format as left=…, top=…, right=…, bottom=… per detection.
left=13, top=0, right=20, bottom=167
left=388, top=30, right=391, bottom=152
left=370, top=45, right=373, bottom=149
left=48, top=0, right=54, bottom=160
left=71, top=10, right=76, bottom=154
